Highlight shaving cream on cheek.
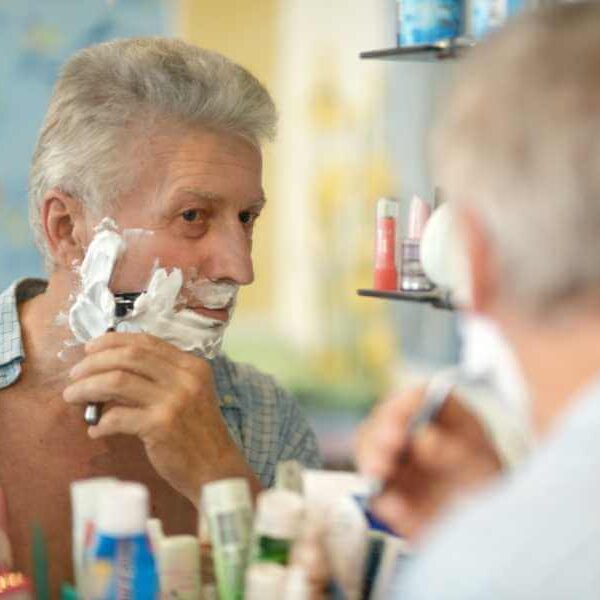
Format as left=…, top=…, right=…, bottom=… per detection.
left=68, top=218, right=126, bottom=342
left=67, top=220, right=233, bottom=358
left=121, top=268, right=228, bottom=358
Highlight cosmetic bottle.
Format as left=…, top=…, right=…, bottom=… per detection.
left=400, top=195, right=433, bottom=292
left=158, top=536, right=201, bottom=600
left=397, top=0, right=462, bottom=46
left=202, top=478, right=253, bottom=600
left=374, top=197, right=400, bottom=291
left=244, top=563, right=287, bottom=600
left=251, top=489, right=304, bottom=566
left=70, top=478, right=118, bottom=595
left=87, top=482, right=158, bottom=600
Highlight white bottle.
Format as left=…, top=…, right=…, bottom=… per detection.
left=158, top=536, right=201, bottom=600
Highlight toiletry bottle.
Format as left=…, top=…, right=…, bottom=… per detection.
left=0, top=572, right=34, bottom=599
left=158, top=536, right=201, bottom=600
left=282, top=566, right=310, bottom=600
left=398, top=0, right=462, bottom=46
left=197, top=511, right=217, bottom=600
left=202, top=478, right=253, bottom=600
left=251, top=489, right=304, bottom=566
left=244, top=563, right=287, bottom=600
left=87, top=482, right=158, bottom=600
left=374, top=197, right=400, bottom=291
left=70, top=478, right=118, bottom=596
left=0, top=488, right=33, bottom=600
left=400, top=195, right=433, bottom=292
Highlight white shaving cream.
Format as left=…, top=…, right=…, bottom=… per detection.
left=69, top=218, right=125, bottom=341
left=67, top=219, right=238, bottom=359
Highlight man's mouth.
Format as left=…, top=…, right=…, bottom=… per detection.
left=188, top=304, right=231, bottom=323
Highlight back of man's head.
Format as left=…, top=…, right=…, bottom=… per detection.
left=435, top=2, right=600, bottom=316
left=29, top=37, right=277, bottom=271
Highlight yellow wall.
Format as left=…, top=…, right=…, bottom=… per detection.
left=178, top=0, right=279, bottom=316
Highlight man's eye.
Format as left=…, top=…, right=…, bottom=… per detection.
left=239, top=211, right=258, bottom=226
left=182, top=209, right=200, bottom=222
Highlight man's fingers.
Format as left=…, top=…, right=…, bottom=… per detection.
left=70, top=345, right=171, bottom=385
left=63, top=371, right=158, bottom=406
left=356, top=387, right=430, bottom=477
left=88, top=406, right=145, bottom=438
left=85, top=331, right=202, bottom=372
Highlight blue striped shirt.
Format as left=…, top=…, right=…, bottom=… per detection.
left=0, top=279, right=321, bottom=487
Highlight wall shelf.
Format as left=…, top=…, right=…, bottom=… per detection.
left=357, top=288, right=454, bottom=310
left=359, top=38, right=474, bottom=62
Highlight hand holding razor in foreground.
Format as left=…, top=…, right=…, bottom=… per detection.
left=356, top=381, right=503, bottom=540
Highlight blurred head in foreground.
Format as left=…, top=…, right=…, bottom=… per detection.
left=435, top=2, right=600, bottom=433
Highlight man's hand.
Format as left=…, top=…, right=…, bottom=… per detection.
left=356, top=387, right=503, bottom=541
left=64, top=332, right=261, bottom=505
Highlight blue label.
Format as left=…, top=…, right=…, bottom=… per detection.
left=89, top=534, right=158, bottom=600
left=398, top=0, right=462, bottom=46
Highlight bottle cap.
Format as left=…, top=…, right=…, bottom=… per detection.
left=202, top=478, right=251, bottom=514
left=376, top=197, right=399, bottom=220
left=158, top=535, right=200, bottom=573
left=244, top=563, right=287, bottom=600
left=254, top=489, right=304, bottom=540
left=96, top=482, right=149, bottom=536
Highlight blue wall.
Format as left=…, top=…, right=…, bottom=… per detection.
left=0, top=0, right=169, bottom=288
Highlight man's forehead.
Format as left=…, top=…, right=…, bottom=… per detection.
left=171, top=186, right=267, bottom=206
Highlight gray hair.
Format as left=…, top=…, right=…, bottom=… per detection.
left=433, top=2, right=600, bottom=315
left=29, top=37, right=277, bottom=270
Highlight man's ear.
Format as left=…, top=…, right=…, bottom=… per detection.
left=41, top=189, right=88, bottom=268
left=459, top=207, right=502, bottom=316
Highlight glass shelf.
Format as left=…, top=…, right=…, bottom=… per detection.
left=359, top=38, right=474, bottom=62
left=357, top=288, right=454, bottom=310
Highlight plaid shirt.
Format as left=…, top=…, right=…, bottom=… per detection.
left=0, top=279, right=321, bottom=486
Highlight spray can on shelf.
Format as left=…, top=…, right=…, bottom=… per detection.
left=397, top=0, right=463, bottom=46
left=374, top=197, right=400, bottom=291
left=400, top=195, right=433, bottom=292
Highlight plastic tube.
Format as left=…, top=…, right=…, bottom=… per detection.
left=202, top=479, right=253, bottom=600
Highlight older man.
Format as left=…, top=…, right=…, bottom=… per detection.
left=358, top=3, right=600, bottom=598
left=0, top=38, right=319, bottom=591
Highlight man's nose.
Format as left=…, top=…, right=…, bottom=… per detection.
left=203, top=222, right=254, bottom=286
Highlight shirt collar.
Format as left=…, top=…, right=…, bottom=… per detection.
left=0, top=278, right=47, bottom=368
left=209, top=354, right=244, bottom=410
